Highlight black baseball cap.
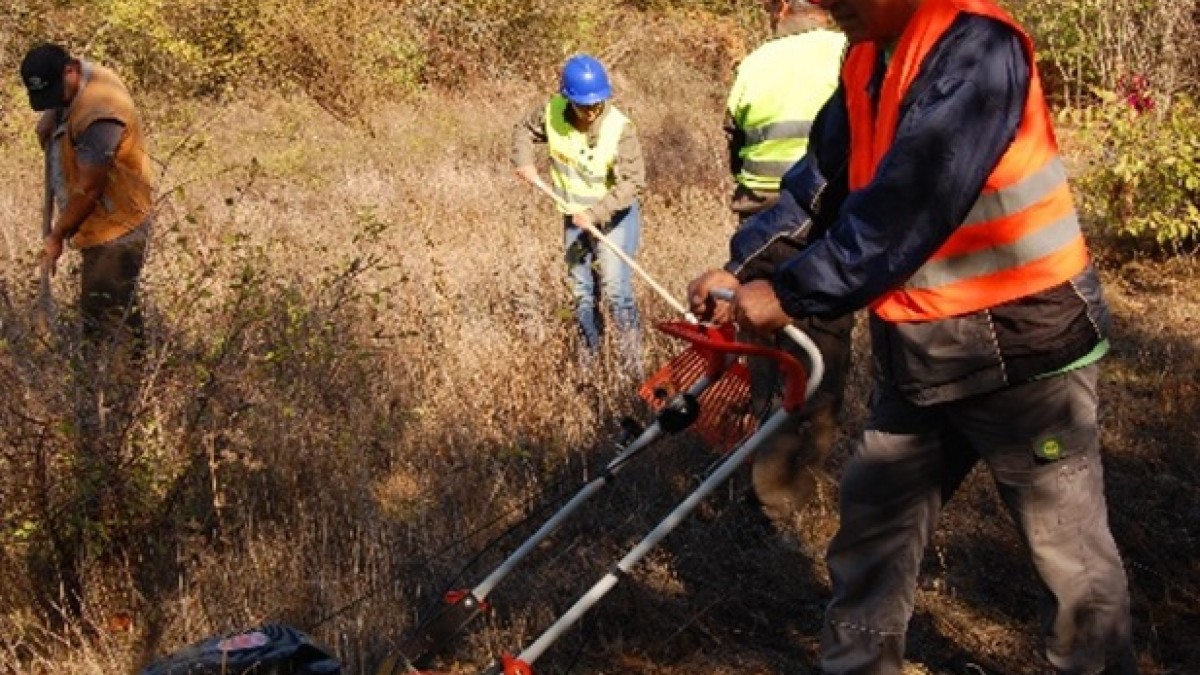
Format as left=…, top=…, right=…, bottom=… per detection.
left=20, top=43, right=71, bottom=111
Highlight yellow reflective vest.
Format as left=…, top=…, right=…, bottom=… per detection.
left=545, top=94, right=629, bottom=215
left=728, top=29, right=846, bottom=191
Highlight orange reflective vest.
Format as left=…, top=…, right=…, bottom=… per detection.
left=845, top=0, right=1089, bottom=322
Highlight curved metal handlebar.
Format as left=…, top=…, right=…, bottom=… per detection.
left=707, top=287, right=824, bottom=402
left=504, top=310, right=828, bottom=673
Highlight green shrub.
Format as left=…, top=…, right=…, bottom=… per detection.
left=1071, top=95, right=1200, bottom=253
left=1008, top=0, right=1198, bottom=106
left=0, top=0, right=425, bottom=111
left=254, top=0, right=424, bottom=119
left=90, top=0, right=262, bottom=98
left=0, top=0, right=768, bottom=106
left=400, top=0, right=623, bottom=87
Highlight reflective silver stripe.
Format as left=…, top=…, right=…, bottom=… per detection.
left=962, top=157, right=1067, bottom=226
left=553, top=183, right=601, bottom=206
left=905, top=212, right=1082, bottom=289
left=549, top=157, right=608, bottom=188
left=741, top=158, right=796, bottom=179
left=744, top=120, right=812, bottom=146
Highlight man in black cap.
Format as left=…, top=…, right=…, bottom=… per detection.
left=20, top=42, right=155, bottom=619
left=21, top=42, right=153, bottom=348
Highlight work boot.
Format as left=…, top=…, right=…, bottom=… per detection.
left=750, top=402, right=837, bottom=523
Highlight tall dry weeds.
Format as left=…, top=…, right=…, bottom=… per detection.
left=0, top=8, right=1197, bottom=675
left=0, top=25, right=765, bottom=674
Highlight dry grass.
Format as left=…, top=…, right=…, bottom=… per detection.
left=1, top=23, right=1198, bottom=675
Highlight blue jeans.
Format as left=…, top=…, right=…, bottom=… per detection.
left=563, top=201, right=642, bottom=375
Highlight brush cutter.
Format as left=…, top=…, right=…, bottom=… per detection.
left=375, top=318, right=817, bottom=675
left=472, top=317, right=823, bottom=675
left=375, top=344, right=740, bottom=674
left=637, top=338, right=756, bottom=453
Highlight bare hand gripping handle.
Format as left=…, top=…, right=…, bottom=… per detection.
left=707, top=287, right=824, bottom=401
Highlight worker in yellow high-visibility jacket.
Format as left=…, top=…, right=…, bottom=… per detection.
left=726, top=0, right=845, bottom=219
left=723, top=1, right=853, bottom=525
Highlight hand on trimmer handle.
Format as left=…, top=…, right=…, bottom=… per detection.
left=685, top=269, right=738, bottom=325
left=707, top=286, right=824, bottom=403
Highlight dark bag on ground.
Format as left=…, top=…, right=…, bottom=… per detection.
left=139, top=622, right=341, bottom=674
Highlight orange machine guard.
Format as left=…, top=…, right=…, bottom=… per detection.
left=654, top=321, right=810, bottom=412
left=501, top=653, right=535, bottom=675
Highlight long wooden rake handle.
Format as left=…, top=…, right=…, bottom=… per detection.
left=528, top=175, right=698, bottom=323
left=37, top=138, right=57, bottom=327
left=526, top=174, right=825, bottom=391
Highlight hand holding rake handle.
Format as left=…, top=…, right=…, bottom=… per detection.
left=527, top=175, right=699, bottom=323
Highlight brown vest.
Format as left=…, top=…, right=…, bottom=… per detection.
left=61, top=63, right=154, bottom=248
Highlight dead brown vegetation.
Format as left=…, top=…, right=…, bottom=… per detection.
left=0, top=7, right=1197, bottom=675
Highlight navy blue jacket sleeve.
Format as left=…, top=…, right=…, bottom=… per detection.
left=724, top=161, right=817, bottom=280
left=768, top=15, right=1030, bottom=319
left=724, top=97, right=848, bottom=282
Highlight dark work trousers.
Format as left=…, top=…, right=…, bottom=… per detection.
left=75, top=224, right=148, bottom=527
left=735, top=200, right=855, bottom=521
left=821, top=364, right=1136, bottom=675
left=746, top=313, right=853, bottom=521
left=80, top=224, right=147, bottom=351
left=47, top=224, right=149, bottom=620
left=730, top=183, right=782, bottom=220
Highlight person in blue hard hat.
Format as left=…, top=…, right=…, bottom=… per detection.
left=512, top=54, right=647, bottom=378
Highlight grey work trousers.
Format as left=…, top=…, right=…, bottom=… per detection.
left=821, top=365, right=1135, bottom=674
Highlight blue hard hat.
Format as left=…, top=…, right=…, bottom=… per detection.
left=560, top=54, right=612, bottom=106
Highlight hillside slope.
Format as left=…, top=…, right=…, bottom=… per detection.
left=0, top=34, right=1197, bottom=675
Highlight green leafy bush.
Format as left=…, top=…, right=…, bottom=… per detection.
left=88, top=0, right=261, bottom=98
left=1070, top=95, right=1200, bottom=252
left=1, top=0, right=758, bottom=105
left=1008, top=0, right=1198, bottom=106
